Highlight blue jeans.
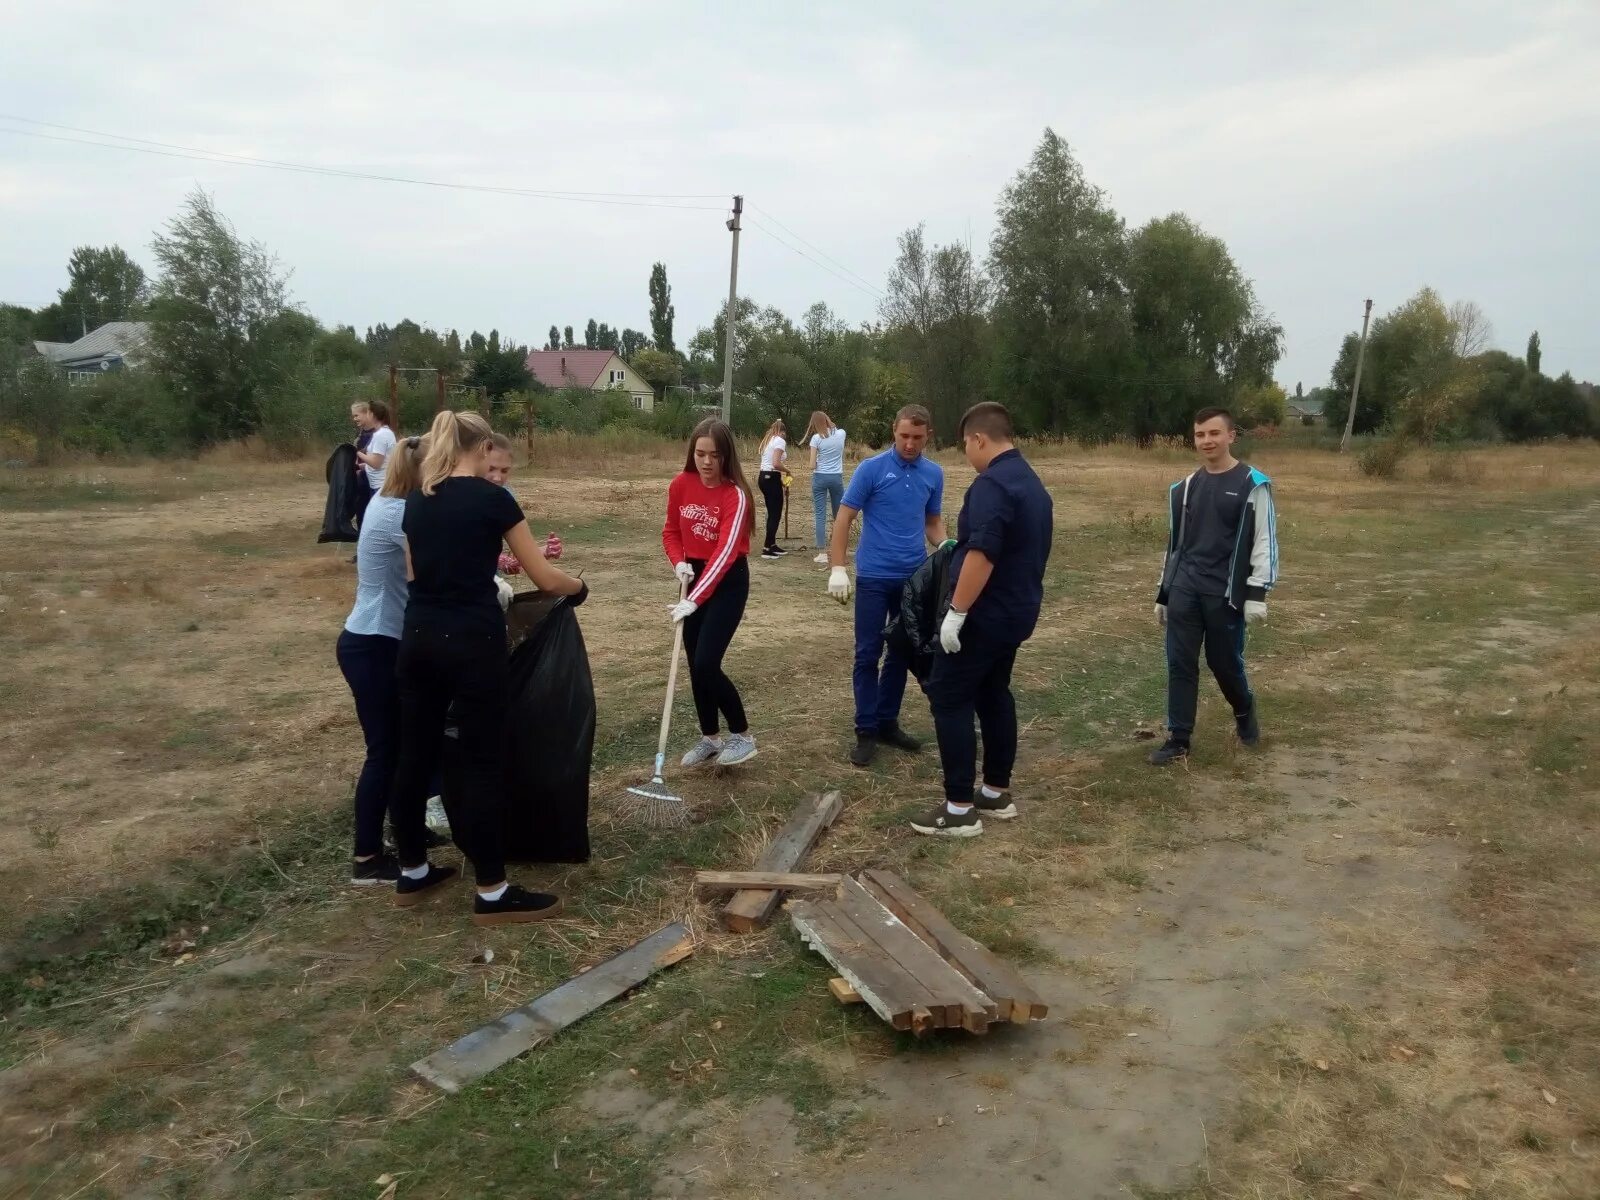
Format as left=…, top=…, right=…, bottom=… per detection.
left=853, top=574, right=911, bottom=734
left=812, top=473, right=843, bottom=548
left=1164, top=587, right=1253, bottom=739
left=335, top=630, right=400, bottom=858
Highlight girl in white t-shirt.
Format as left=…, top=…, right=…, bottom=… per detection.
left=355, top=399, right=397, bottom=494
left=803, top=410, right=847, bottom=563
left=756, top=419, right=788, bottom=558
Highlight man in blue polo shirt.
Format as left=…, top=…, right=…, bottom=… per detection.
left=912, top=402, right=1053, bottom=838
left=827, top=404, right=945, bottom=767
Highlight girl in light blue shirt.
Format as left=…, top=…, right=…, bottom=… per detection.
left=804, top=410, right=847, bottom=563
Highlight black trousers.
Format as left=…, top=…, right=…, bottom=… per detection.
left=926, top=625, right=1020, bottom=805
left=757, top=471, right=784, bottom=550
left=390, top=625, right=509, bottom=885
left=353, top=478, right=374, bottom=528
left=335, top=629, right=399, bottom=858
left=1164, top=586, right=1253, bottom=740
left=683, top=556, right=749, bottom=736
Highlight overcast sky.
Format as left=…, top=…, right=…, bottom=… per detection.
left=3, top=0, right=1596, bottom=390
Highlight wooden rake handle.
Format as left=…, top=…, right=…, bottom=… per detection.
left=654, top=577, right=689, bottom=764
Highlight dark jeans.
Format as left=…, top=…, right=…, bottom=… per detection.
left=683, top=556, right=749, bottom=736
left=353, top=478, right=374, bottom=528
left=335, top=629, right=400, bottom=857
left=757, top=470, right=784, bottom=550
left=1164, top=586, right=1253, bottom=740
left=390, top=625, right=510, bottom=885
left=853, top=574, right=911, bottom=734
left=926, top=626, right=1019, bottom=805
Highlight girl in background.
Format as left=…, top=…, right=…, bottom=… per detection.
left=756, top=418, right=788, bottom=559
left=803, top=410, right=847, bottom=564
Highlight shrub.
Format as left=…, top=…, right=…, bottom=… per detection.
left=1356, top=433, right=1410, bottom=478
left=1424, top=448, right=1473, bottom=485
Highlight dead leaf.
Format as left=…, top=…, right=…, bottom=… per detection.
left=1442, top=1174, right=1471, bottom=1191
left=711, top=1020, right=723, bottom=1032
left=24, top=975, right=45, bottom=990
left=1314, top=1059, right=1330, bottom=1072
left=1388, top=1044, right=1416, bottom=1061
left=1541, top=1088, right=1557, bottom=1106
left=1346, top=1187, right=1363, bottom=1196
left=376, top=1183, right=398, bottom=1200
left=374, top=1175, right=396, bottom=1187
left=1001, top=897, right=1015, bottom=907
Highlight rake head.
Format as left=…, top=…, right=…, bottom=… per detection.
left=619, top=775, right=691, bottom=829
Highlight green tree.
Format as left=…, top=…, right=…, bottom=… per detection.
left=33, top=245, right=150, bottom=341
left=547, top=324, right=560, bottom=351
left=882, top=224, right=991, bottom=440
left=620, top=328, right=650, bottom=358
left=630, top=347, right=682, bottom=391
left=312, top=324, right=368, bottom=373
left=1526, top=330, right=1542, bottom=375
left=0, top=303, right=34, bottom=345
left=562, top=325, right=574, bottom=349
left=1325, top=288, right=1458, bottom=437
left=584, top=319, right=598, bottom=349
left=596, top=322, right=619, bottom=352
left=465, top=342, right=533, bottom=399
left=649, top=262, right=676, bottom=352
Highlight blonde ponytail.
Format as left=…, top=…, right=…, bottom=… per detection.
left=379, top=433, right=427, bottom=498
left=418, top=410, right=493, bottom=495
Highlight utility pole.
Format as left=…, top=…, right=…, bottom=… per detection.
left=719, top=195, right=743, bottom=424
left=1339, top=298, right=1373, bottom=453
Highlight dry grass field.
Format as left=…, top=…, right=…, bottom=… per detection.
left=1, top=435, right=1597, bottom=1199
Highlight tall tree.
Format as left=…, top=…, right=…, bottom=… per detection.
left=1447, top=300, right=1492, bottom=357
left=882, top=225, right=991, bottom=440
left=547, top=324, right=560, bottom=351
left=584, top=318, right=598, bottom=349
left=596, top=322, right=619, bottom=352
left=1526, top=330, right=1542, bottom=375
left=619, top=328, right=650, bottom=358
left=562, top=325, right=574, bottom=349
left=649, top=262, right=676, bottom=352
left=1325, top=288, right=1458, bottom=436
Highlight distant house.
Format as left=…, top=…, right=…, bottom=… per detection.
left=524, top=348, right=655, bottom=411
left=34, top=321, right=151, bottom=382
left=1288, top=395, right=1324, bottom=423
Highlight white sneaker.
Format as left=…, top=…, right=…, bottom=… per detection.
left=813, top=553, right=829, bottom=564
left=715, top=733, right=758, bottom=767
left=425, top=795, right=450, bottom=832
left=681, top=736, right=724, bottom=767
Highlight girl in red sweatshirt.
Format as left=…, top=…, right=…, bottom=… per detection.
left=663, top=418, right=758, bottom=767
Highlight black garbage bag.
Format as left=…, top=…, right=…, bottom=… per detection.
left=884, top=541, right=956, bottom=684
left=318, top=443, right=361, bottom=543
left=441, top=592, right=595, bottom=864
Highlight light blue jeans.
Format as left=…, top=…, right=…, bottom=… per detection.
left=811, top=472, right=843, bottom=548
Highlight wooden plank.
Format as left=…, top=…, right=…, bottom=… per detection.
left=723, top=791, right=843, bottom=933
left=835, top=877, right=996, bottom=1032
left=861, top=870, right=1048, bottom=1022
left=694, top=871, right=841, bottom=896
left=790, top=900, right=926, bottom=1032
left=827, top=977, right=862, bottom=1005
left=820, top=901, right=950, bottom=1029
left=411, top=922, right=694, bottom=1092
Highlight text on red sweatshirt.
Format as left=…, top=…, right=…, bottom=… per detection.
left=662, top=471, right=750, bottom=605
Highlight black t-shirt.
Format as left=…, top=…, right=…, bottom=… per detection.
left=1174, top=461, right=1252, bottom=597
left=402, top=476, right=525, bottom=636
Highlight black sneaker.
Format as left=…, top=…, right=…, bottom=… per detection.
left=849, top=732, right=878, bottom=767
left=876, top=723, right=922, bottom=753
left=910, top=802, right=983, bottom=839
left=394, top=863, right=458, bottom=907
left=473, top=885, right=565, bottom=927
left=1236, top=706, right=1261, bottom=747
left=350, top=852, right=401, bottom=885
left=1148, top=738, right=1190, bottom=767
left=973, top=789, right=1018, bottom=821
left=761, top=548, right=781, bottom=560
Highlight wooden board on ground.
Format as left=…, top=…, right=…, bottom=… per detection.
left=411, top=922, right=694, bottom=1092
left=790, top=899, right=930, bottom=1032
left=859, top=869, right=1048, bottom=1022
left=693, top=871, right=841, bottom=896
left=722, top=791, right=842, bottom=933
left=828, top=977, right=862, bottom=1004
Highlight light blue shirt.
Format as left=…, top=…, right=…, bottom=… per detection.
left=809, top=427, right=846, bottom=475
left=344, top=495, right=409, bottom=639
left=841, top=448, right=943, bottom=580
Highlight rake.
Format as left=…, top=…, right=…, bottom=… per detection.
left=620, top=578, right=692, bottom=827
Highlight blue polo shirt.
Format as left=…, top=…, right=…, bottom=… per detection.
left=951, top=448, right=1053, bottom=644
left=842, top=448, right=943, bottom=580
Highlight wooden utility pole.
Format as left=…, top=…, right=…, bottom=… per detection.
left=719, top=195, right=743, bottom=425
left=1339, top=298, right=1373, bottom=452
left=388, top=363, right=399, bottom=430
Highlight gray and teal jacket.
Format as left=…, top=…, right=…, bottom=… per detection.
left=1156, top=466, right=1278, bottom=611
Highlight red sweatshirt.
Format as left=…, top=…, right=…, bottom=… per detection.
left=663, top=471, right=750, bottom=606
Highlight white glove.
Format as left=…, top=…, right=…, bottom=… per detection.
left=827, top=566, right=852, bottom=604
left=939, top=609, right=967, bottom=654
left=1154, top=603, right=1167, bottom=626
left=1244, top=600, right=1267, bottom=625
left=495, top=575, right=514, bottom=611
left=673, top=561, right=696, bottom=586
left=669, top=598, right=698, bottom=624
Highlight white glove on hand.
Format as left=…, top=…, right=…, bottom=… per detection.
left=939, top=609, right=967, bottom=654
left=1154, top=603, right=1167, bottom=626
left=673, top=561, right=696, bottom=587
left=669, top=598, right=698, bottom=624
left=1244, top=600, right=1267, bottom=625
left=827, top=566, right=852, bottom=604
left=495, top=575, right=514, bottom=611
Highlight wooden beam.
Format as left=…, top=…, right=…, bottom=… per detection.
left=827, top=977, right=862, bottom=1005
left=860, top=870, right=1048, bottom=1022
left=790, top=900, right=925, bottom=1032
left=411, top=922, right=694, bottom=1092
left=694, top=871, right=841, bottom=896
left=722, top=791, right=842, bottom=933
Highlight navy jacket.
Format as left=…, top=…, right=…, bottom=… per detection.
left=951, top=448, right=1054, bottom=645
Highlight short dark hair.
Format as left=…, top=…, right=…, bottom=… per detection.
left=894, top=404, right=931, bottom=429
left=958, top=401, right=1013, bottom=441
left=1193, top=407, right=1234, bottom=430
left=368, top=398, right=393, bottom=426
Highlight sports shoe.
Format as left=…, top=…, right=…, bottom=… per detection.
left=877, top=723, right=922, bottom=753
left=394, top=863, right=458, bottom=907
left=715, top=732, right=758, bottom=766
left=473, top=885, right=564, bottom=927
left=761, top=548, right=782, bottom=560
left=1236, top=706, right=1261, bottom=747
left=973, top=789, right=1018, bottom=821
left=350, top=852, right=401, bottom=885
left=910, top=803, right=983, bottom=838
left=681, top=735, right=724, bottom=767
left=849, top=732, right=877, bottom=767
left=1148, top=738, right=1190, bottom=767
left=813, top=552, right=829, bottom=564
left=425, top=795, right=450, bottom=832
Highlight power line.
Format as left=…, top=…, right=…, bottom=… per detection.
left=748, top=200, right=885, bottom=295
left=0, top=116, right=727, bottom=211
left=746, top=216, right=885, bottom=303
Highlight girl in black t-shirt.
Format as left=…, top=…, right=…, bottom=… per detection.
left=389, top=410, right=588, bottom=925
